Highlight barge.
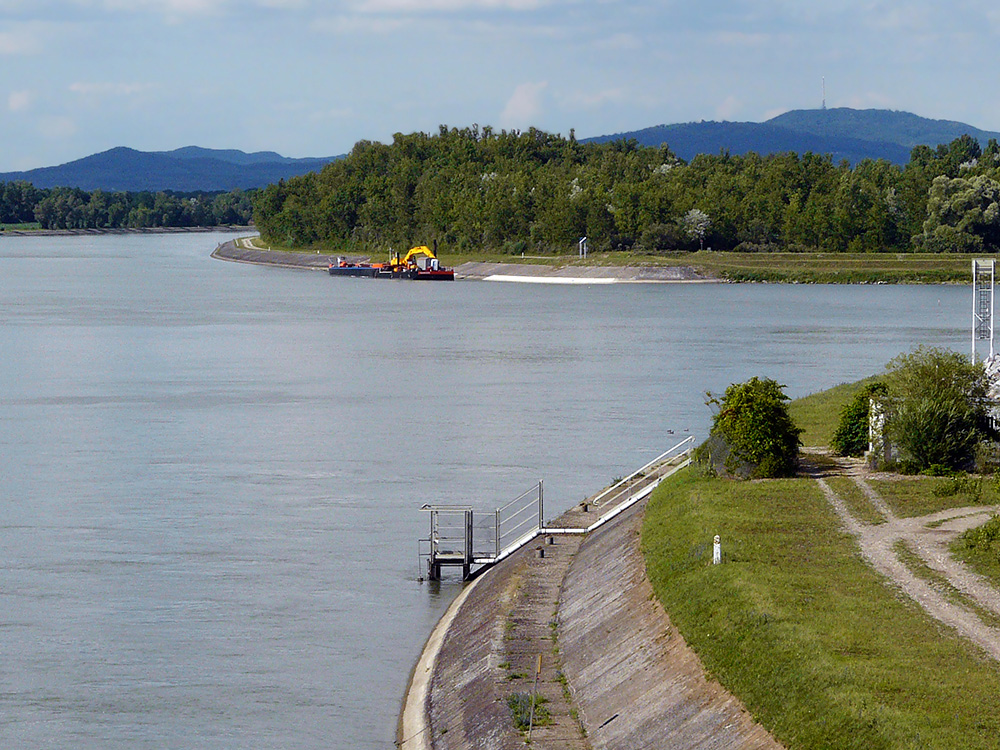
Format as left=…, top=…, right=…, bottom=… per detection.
left=328, top=246, right=454, bottom=281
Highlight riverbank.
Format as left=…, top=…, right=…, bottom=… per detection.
left=211, top=239, right=714, bottom=282
left=215, top=236, right=993, bottom=284
left=1, top=225, right=253, bottom=237
left=398, top=470, right=781, bottom=749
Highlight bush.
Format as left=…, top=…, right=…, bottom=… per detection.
left=831, top=381, right=888, bottom=457
left=882, top=347, right=996, bottom=472
left=700, top=377, right=803, bottom=479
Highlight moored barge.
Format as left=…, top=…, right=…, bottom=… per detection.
left=328, top=246, right=454, bottom=281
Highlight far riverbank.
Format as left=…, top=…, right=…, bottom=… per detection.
left=216, top=236, right=993, bottom=284
left=211, top=239, right=715, bottom=282
left=2, top=225, right=253, bottom=238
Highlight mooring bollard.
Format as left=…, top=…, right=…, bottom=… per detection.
left=581, top=502, right=589, bottom=512
left=536, top=546, right=545, bottom=559
left=713, top=534, right=721, bottom=565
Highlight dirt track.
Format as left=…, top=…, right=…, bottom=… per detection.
left=815, top=465, right=1000, bottom=660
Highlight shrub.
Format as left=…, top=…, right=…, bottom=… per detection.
left=506, top=693, right=551, bottom=731
left=700, top=377, right=803, bottom=479
left=882, top=347, right=996, bottom=472
left=831, top=381, right=888, bottom=457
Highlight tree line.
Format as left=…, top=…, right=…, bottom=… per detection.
left=252, top=125, right=1000, bottom=255
left=0, top=182, right=255, bottom=230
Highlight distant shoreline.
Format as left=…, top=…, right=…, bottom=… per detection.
left=1, top=225, right=254, bottom=238
left=211, top=239, right=717, bottom=282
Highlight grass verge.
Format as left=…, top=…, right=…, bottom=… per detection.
left=825, top=476, right=886, bottom=525
left=868, top=476, right=999, bottom=518
left=952, top=515, right=1000, bottom=589
left=642, top=469, right=1000, bottom=749
left=893, top=540, right=1000, bottom=629
left=787, top=379, right=874, bottom=447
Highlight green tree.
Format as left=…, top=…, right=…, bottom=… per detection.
left=882, top=347, right=995, bottom=472
left=831, top=382, right=889, bottom=457
left=919, top=174, right=1000, bottom=252
left=701, top=377, right=803, bottom=479
left=682, top=208, right=711, bottom=250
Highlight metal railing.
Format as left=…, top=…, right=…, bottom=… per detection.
left=591, top=436, right=695, bottom=507
left=494, top=481, right=543, bottom=559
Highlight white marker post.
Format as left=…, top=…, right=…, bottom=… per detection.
left=713, top=535, right=721, bottom=565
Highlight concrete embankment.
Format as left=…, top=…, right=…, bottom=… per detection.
left=209, top=240, right=714, bottom=282
left=211, top=239, right=332, bottom=270
left=454, top=261, right=712, bottom=283
left=398, top=481, right=782, bottom=749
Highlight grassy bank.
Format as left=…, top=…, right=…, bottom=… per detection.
left=642, top=471, right=1000, bottom=749
left=642, top=378, right=1000, bottom=748
left=254, top=235, right=993, bottom=284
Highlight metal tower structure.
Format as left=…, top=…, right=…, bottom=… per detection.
left=972, top=258, right=995, bottom=362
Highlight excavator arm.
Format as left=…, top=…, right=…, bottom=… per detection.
left=400, top=245, right=436, bottom=266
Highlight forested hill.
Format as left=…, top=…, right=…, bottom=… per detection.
left=769, top=109, right=1000, bottom=149
left=0, top=147, right=340, bottom=192
left=586, top=108, right=1000, bottom=165
left=253, top=125, right=1000, bottom=256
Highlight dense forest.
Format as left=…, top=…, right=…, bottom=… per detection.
left=0, top=183, right=255, bottom=230
left=253, top=126, right=1000, bottom=255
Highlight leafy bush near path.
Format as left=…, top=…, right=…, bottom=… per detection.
left=699, top=377, right=802, bottom=479
left=831, top=381, right=888, bottom=457
left=881, top=347, right=996, bottom=472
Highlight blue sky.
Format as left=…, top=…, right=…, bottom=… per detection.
left=2, top=0, right=1000, bottom=171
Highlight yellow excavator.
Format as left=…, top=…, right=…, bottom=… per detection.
left=382, top=245, right=454, bottom=280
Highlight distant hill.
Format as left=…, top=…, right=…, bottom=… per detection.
left=768, top=108, right=1000, bottom=149
left=0, top=146, right=341, bottom=192
left=585, top=108, right=1000, bottom=165
left=8, top=108, right=1000, bottom=192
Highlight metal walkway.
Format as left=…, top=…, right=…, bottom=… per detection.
left=417, top=436, right=695, bottom=580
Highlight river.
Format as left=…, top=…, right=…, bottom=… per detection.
left=0, top=232, right=969, bottom=748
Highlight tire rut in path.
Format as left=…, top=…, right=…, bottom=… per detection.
left=815, top=475, right=1000, bottom=660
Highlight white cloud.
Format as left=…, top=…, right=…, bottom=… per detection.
left=595, top=32, right=641, bottom=51
left=500, top=80, right=547, bottom=128
left=354, top=0, right=545, bottom=11
left=39, top=115, right=77, bottom=139
left=0, top=30, right=40, bottom=55
left=715, top=94, right=741, bottom=120
left=8, top=90, right=32, bottom=112
left=845, top=91, right=894, bottom=110
left=99, top=0, right=227, bottom=13
left=69, top=81, right=153, bottom=96
left=311, top=13, right=408, bottom=33
left=567, top=87, right=626, bottom=109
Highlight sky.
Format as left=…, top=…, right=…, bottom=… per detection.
left=3, top=0, right=1000, bottom=171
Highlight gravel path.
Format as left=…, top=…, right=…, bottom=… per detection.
left=815, top=472, right=1000, bottom=660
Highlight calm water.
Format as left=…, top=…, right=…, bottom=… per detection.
left=0, top=233, right=969, bottom=748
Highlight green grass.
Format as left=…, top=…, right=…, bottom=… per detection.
left=826, top=476, right=886, bottom=525
left=868, top=477, right=998, bottom=518
left=1, top=222, right=41, bottom=231
left=669, top=251, right=985, bottom=284
left=952, top=515, right=1000, bottom=589
left=642, top=469, right=1000, bottom=749
left=788, top=379, right=874, bottom=447
left=893, top=540, right=1000, bottom=629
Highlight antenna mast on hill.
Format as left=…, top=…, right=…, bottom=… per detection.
left=822, top=77, right=826, bottom=110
